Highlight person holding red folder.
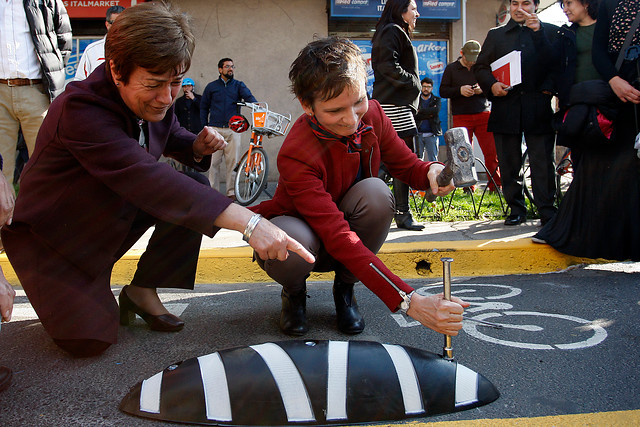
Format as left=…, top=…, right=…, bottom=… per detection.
left=474, top=0, right=559, bottom=226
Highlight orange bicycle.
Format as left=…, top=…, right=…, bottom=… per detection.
left=232, top=102, right=291, bottom=206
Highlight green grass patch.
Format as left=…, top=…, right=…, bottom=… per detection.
left=407, top=186, right=540, bottom=222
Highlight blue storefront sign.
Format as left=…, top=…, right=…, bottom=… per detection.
left=353, top=39, right=449, bottom=135
left=330, top=0, right=460, bottom=20
left=64, top=37, right=101, bottom=85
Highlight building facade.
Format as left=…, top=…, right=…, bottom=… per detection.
left=66, top=0, right=515, bottom=179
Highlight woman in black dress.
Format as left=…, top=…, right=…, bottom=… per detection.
left=534, top=0, right=640, bottom=261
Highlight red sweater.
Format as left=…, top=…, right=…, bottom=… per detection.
left=252, top=100, right=439, bottom=311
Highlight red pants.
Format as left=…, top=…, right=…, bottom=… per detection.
left=453, top=111, right=501, bottom=189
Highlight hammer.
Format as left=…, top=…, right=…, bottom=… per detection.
left=424, top=127, right=478, bottom=202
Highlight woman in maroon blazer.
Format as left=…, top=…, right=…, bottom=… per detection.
left=1, top=2, right=312, bottom=358
left=251, top=37, right=468, bottom=337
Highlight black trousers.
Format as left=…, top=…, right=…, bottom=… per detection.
left=4, top=170, right=207, bottom=344
left=493, top=132, right=557, bottom=222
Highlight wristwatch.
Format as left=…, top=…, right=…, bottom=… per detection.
left=398, top=291, right=415, bottom=314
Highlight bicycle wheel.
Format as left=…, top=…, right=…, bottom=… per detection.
left=555, top=147, right=573, bottom=202
left=234, top=147, right=269, bottom=206
left=522, top=148, right=572, bottom=209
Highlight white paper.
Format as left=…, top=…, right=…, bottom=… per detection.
left=490, top=50, right=522, bottom=87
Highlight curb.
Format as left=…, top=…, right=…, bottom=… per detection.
left=0, top=238, right=598, bottom=286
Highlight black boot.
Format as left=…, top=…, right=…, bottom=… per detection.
left=393, top=178, right=424, bottom=231
left=280, top=288, right=308, bottom=336
left=333, top=280, right=365, bottom=334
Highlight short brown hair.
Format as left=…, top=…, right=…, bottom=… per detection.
left=289, top=37, right=367, bottom=107
left=105, top=1, right=195, bottom=84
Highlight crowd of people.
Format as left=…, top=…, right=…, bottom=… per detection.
left=1, top=0, right=639, bottom=398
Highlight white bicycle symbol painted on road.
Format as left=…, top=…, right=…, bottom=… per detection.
left=392, top=283, right=608, bottom=350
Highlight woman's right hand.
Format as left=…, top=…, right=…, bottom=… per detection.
left=609, top=76, right=640, bottom=104
left=247, top=217, right=315, bottom=263
left=214, top=203, right=315, bottom=264
left=406, top=292, right=469, bottom=336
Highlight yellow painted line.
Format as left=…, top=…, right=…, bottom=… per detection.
left=0, top=239, right=607, bottom=286
left=403, top=409, right=640, bottom=426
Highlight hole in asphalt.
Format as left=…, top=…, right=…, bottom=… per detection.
left=416, top=260, right=432, bottom=276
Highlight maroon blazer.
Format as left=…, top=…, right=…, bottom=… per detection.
left=252, top=100, right=439, bottom=311
left=3, top=65, right=232, bottom=279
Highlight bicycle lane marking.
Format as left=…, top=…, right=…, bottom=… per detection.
left=391, top=283, right=608, bottom=350
left=463, top=311, right=608, bottom=350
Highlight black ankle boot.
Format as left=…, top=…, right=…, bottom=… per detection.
left=393, top=178, right=424, bottom=231
left=280, top=289, right=308, bottom=336
left=333, top=281, right=365, bottom=334
left=394, top=213, right=424, bottom=231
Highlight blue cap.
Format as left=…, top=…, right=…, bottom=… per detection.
left=182, top=78, right=195, bottom=86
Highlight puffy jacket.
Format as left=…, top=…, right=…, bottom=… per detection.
left=23, top=0, right=72, bottom=100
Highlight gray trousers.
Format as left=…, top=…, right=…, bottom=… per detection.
left=256, top=178, right=395, bottom=294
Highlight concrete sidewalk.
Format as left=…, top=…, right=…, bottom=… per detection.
left=0, top=176, right=605, bottom=285
left=85, top=218, right=602, bottom=285
left=0, top=218, right=603, bottom=286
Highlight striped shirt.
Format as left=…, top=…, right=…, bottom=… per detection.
left=379, top=104, right=417, bottom=136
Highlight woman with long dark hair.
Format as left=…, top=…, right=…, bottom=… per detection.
left=371, top=0, right=424, bottom=231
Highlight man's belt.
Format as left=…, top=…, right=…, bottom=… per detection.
left=0, top=78, right=43, bottom=86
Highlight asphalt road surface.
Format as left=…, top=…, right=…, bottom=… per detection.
left=1, top=262, right=638, bottom=426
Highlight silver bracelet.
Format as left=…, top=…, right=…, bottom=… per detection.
left=398, top=290, right=415, bottom=314
left=242, top=214, right=262, bottom=242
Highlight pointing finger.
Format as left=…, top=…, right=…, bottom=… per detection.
left=519, top=8, right=532, bottom=18
left=286, top=237, right=316, bottom=264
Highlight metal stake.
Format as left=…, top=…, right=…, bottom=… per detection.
left=441, top=257, right=454, bottom=361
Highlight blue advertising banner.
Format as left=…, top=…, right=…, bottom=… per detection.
left=330, top=0, right=460, bottom=20
left=353, top=39, right=449, bottom=136
left=64, top=37, right=101, bottom=85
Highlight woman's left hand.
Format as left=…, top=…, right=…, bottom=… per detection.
left=609, top=76, right=640, bottom=104
left=193, top=126, right=227, bottom=157
left=406, top=292, right=470, bottom=336
left=427, top=163, right=455, bottom=197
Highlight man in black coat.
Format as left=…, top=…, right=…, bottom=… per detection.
left=474, top=0, right=559, bottom=226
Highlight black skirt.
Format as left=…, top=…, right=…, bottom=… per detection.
left=535, top=104, right=640, bottom=261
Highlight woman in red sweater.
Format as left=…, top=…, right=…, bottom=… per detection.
left=251, top=37, right=468, bottom=336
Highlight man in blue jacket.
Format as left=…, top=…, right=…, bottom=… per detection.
left=200, top=58, right=257, bottom=199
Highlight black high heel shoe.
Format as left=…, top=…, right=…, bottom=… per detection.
left=119, top=286, right=185, bottom=332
